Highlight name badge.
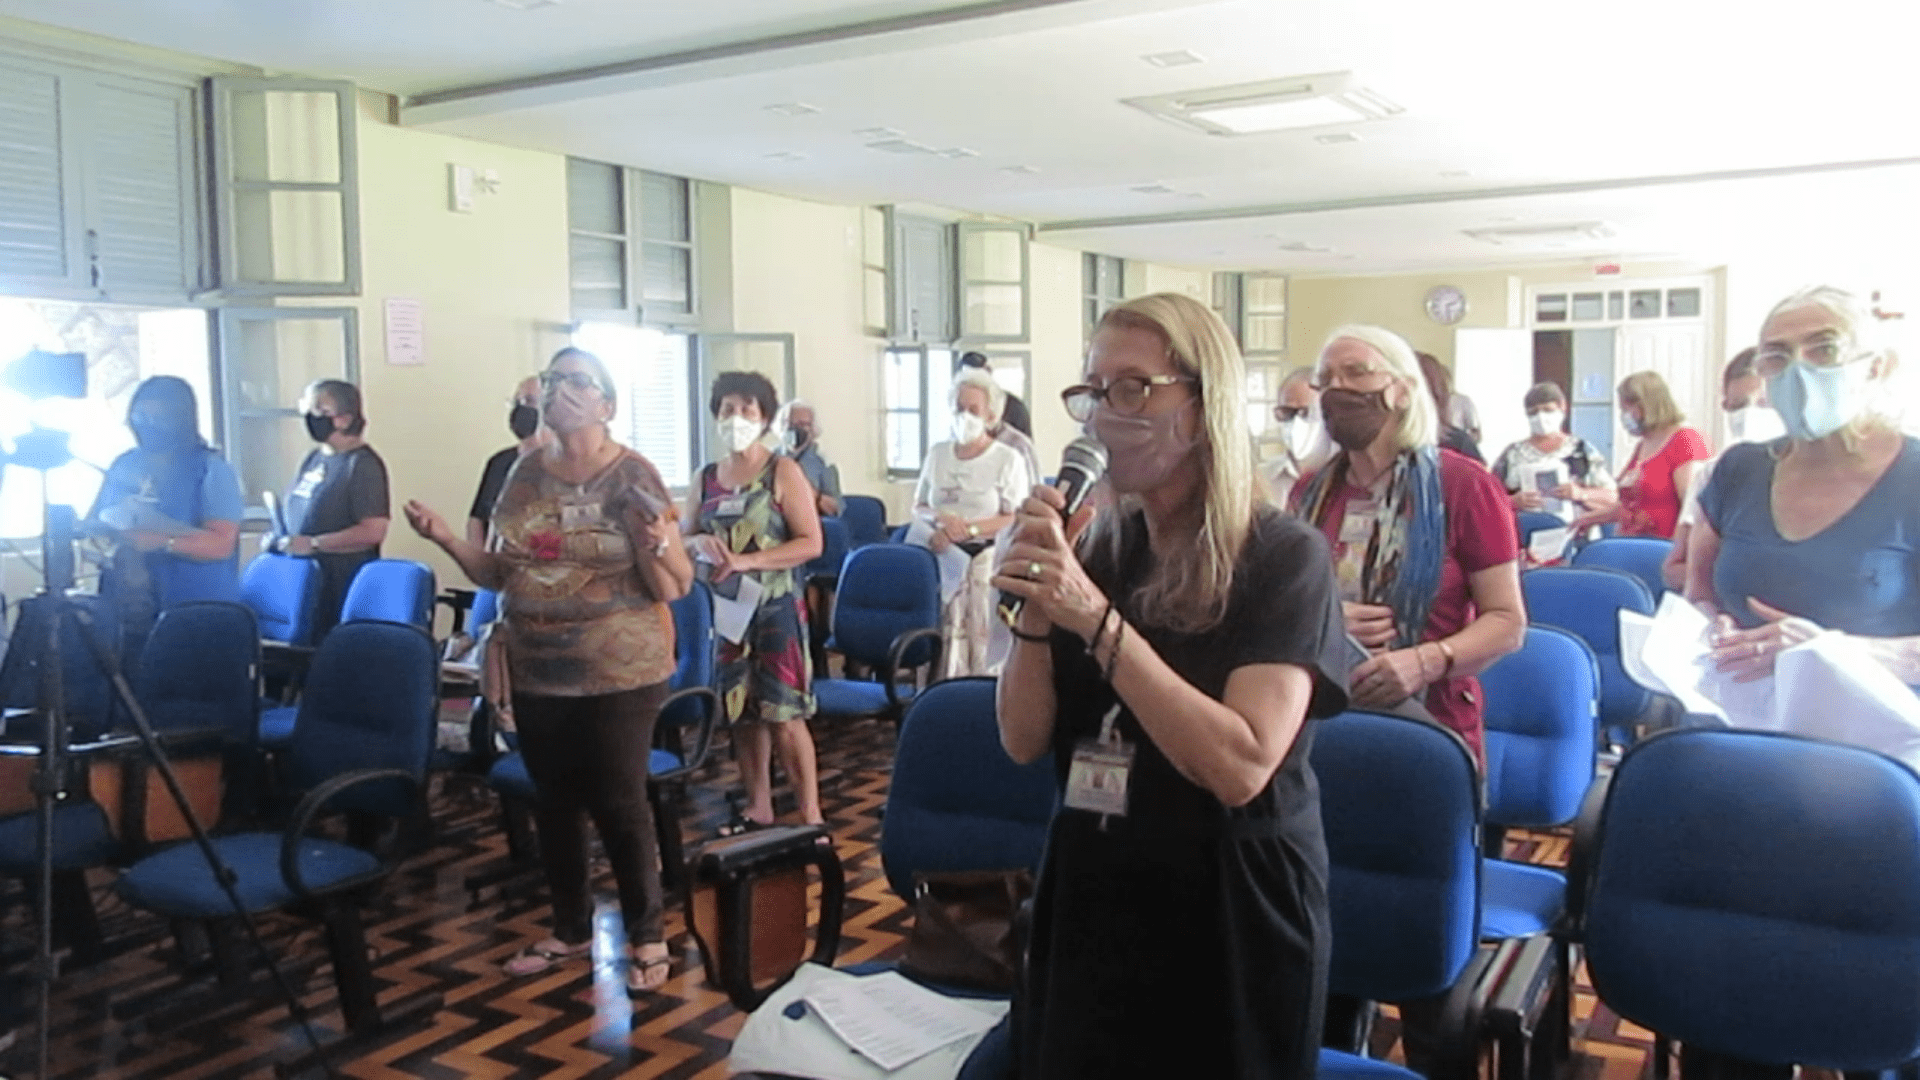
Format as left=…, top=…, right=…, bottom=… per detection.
left=560, top=501, right=601, bottom=531
left=1338, top=506, right=1376, bottom=547
left=290, top=466, right=324, bottom=501
left=715, top=495, right=748, bottom=518
left=1065, top=741, right=1134, bottom=817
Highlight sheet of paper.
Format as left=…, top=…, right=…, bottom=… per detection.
left=98, top=503, right=195, bottom=537
left=1774, top=634, right=1920, bottom=770
left=802, top=969, right=999, bottom=1072
left=903, top=519, right=972, bottom=603
left=1528, top=526, right=1573, bottom=565
left=384, top=297, right=425, bottom=366
left=711, top=574, right=763, bottom=645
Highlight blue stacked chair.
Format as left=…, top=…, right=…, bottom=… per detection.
left=1522, top=567, right=1655, bottom=748
left=1515, top=510, right=1564, bottom=549
left=806, top=517, right=851, bottom=588
left=1585, top=729, right=1920, bottom=1077
left=813, top=544, right=943, bottom=727
left=1573, top=537, right=1672, bottom=599
left=240, top=553, right=321, bottom=646
left=338, top=558, right=436, bottom=630
left=840, top=494, right=888, bottom=549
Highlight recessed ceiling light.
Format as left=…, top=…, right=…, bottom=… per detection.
left=486, top=0, right=560, bottom=9
left=1001, top=164, right=1042, bottom=175
left=867, top=138, right=936, bottom=155
left=854, top=126, right=902, bottom=139
left=1464, top=221, right=1616, bottom=249
left=764, top=103, right=820, bottom=118
left=1278, top=240, right=1333, bottom=253
left=937, top=147, right=978, bottom=159
left=1315, top=131, right=1362, bottom=145
left=1131, top=183, right=1178, bottom=194
left=1179, top=191, right=1206, bottom=199
left=1142, top=50, right=1204, bottom=68
left=763, top=151, right=807, bottom=162
left=1440, top=169, right=1472, bottom=178
left=1125, top=72, right=1403, bottom=136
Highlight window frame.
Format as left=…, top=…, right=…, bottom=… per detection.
left=956, top=220, right=1029, bottom=344
left=213, top=304, right=360, bottom=518
left=635, top=170, right=698, bottom=328
left=208, top=75, right=361, bottom=297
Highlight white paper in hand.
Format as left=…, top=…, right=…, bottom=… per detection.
left=1528, top=526, right=1573, bottom=565
left=904, top=519, right=972, bottom=603
left=711, top=574, right=763, bottom=645
left=803, top=970, right=999, bottom=1071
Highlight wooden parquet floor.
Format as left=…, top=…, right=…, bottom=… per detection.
left=0, top=717, right=1657, bottom=1079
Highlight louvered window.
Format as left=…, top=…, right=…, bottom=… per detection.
left=566, top=159, right=697, bottom=325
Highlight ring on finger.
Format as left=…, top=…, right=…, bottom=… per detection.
left=1027, top=561, right=1043, bottom=579
left=1752, top=641, right=1762, bottom=658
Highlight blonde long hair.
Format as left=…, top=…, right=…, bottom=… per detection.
left=1084, top=292, right=1260, bottom=634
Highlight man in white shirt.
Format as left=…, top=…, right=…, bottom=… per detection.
left=1263, top=367, right=1337, bottom=506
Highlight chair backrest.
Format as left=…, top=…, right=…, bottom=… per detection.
left=0, top=594, right=122, bottom=741
left=889, top=523, right=912, bottom=545
left=1312, top=710, right=1482, bottom=1003
left=807, top=517, right=851, bottom=581
left=1521, top=567, right=1654, bottom=731
left=1479, top=625, right=1598, bottom=828
left=468, top=588, right=499, bottom=632
left=240, top=553, right=322, bottom=646
left=284, top=620, right=438, bottom=815
left=1515, top=510, right=1563, bottom=547
left=136, top=602, right=260, bottom=743
left=1585, top=729, right=1920, bottom=1071
left=1573, top=537, right=1672, bottom=599
left=840, top=495, right=888, bottom=548
left=880, top=677, right=1058, bottom=899
left=829, top=544, right=941, bottom=669
left=670, top=580, right=715, bottom=694
left=339, top=559, right=437, bottom=630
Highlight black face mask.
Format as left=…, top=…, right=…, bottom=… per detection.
left=304, top=412, right=337, bottom=442
left=509, top=403, right=540, bottom=440
left=131, top=416, right=195, bottom=455
left=1319, top=387, right=1395, bottom=451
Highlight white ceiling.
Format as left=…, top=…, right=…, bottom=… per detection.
left=10, top=0, right=1920, bottom=273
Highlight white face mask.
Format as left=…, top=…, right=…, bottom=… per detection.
left=1622, top=410, right=1644, bottom=437
left=715, top=415, right=763, bottom=454
left=1280, top=413, right=1329, bottom=465
left=952, top=411, right=987, bottom=445
left=1725, top=404, right=1786, bottom=445
left=1528, top=408, right=1564, bottom=437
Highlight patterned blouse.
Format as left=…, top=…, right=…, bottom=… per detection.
left=490, top=448, right=677, bottom=697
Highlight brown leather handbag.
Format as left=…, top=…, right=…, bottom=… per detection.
left=898, top=869, right=1033, bottom=994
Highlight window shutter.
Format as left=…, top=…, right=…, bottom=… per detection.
left=84, top=76, right=199, bottom=300
left=0, top=58, right=80, bottom=291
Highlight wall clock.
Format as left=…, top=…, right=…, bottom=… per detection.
left=1425, top=285, right=1468, bottom=325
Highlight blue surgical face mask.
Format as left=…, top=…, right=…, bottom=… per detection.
left=1766, top=357, right=1874, bottom=442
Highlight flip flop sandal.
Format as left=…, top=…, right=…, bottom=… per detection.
left=626, top=945, right=672, bottom=996
left=502, top=938, right=592, bottom=977
left=717, top=814, right=773, bottom=838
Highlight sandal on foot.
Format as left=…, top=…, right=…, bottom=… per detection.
left=627, top=944, right=672, bottom=996
left=718, top=814, right=773, bottom=838
left=502, top=938, right=591, bottom=977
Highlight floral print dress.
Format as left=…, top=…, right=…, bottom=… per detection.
left=696, top=458, right=814, bottom=724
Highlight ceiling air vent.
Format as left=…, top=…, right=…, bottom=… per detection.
left=1463, top=222, right=1617, bottom=250
left=1124, top=72, right=1402, bottom=136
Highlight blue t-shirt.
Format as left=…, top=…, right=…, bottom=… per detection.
left=1698, top=436, right=1920, bottom=637
left=90, top=447, right=245, bottom=607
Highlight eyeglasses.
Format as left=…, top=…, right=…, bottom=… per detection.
left=540, top=371, right=602, bottom=393
left=1311, top=362, right=1390, bottom=392
left=1062, top=375, right=1196, bottom=421
left=1754, top=335, right=1858, bottom=378
left=1274, top=405, right=1309, bottom=423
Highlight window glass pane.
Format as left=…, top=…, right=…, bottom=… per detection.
left=1244, top=275, right=1287, bottom=312
left=574, top=322, right=690, bottom=485
left=1571, top=292, right=1605, bottom=321
left=229, top=90, right=341, bottom=185
left=963, top=228, right=1022, bottom=283
left=1607, top=291, right=1624, bottom=321
left=566, top=158, right=623, bottom=235
left=640, top=172, right=690, bottom=243
left=641, top=243, right=691, bottom=314
left=1244, top=313, right=1286, bottom=353
left=884, top=348, right=921, bottom=410
left=862, top=207, right=887, bottom=267
left=886, top=411, right=922, bottom=473
left=1667, top=288, right=1701, bottom=318
left=569, top=234, right=626, bottom=313
left=1536, top=294, right=1568, bottom=323
left=965, top=283, right=1023, bottom=337
left=1099, top=256, right=1124, bottom=300
left=1630, top=290, right=1661, bottom=319
left=233, top=190, right=346, bottom=284
left=926, top=350, right=955, bottom=444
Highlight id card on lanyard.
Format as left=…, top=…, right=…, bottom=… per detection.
left=1065, top=703, right=1133, bottom=827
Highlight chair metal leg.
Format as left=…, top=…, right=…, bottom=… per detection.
left=319, top=904, right=379, bottom=1033
left=652, top=782, right=688, bottom=899
left=48, top=869, right=101, bottom=967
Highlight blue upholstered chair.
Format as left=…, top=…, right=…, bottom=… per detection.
left=840, top=494, right=888, bottom=549
left=1515, top=510, right=1563, bottom=549
left=114, top=620, right=442, bottom=1057
left=806, top=517, right=851, bottom=587
left=240, top=553, right=321, bottom=646
left=339, top=558, right=436, bottom=630
left=473, top=582, right=721, bottom=896
left=1521, top=567, right=1655, bottom=747
left=1573, top=537, right=1672, bottom=600
left=1585, top=729, right=1920, bottom=1075
left=804, top=517, right=853, bottom=676
left=1312, top=709, right=1485, bottom=1080
left=813, top=544, right=943, bottom=727
left=879, top=677, right=1056, bottom=904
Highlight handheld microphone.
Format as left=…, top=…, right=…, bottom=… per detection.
left=997, top=436, right=1108, bottom=628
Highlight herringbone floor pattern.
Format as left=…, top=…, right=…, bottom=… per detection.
left=0, top=717, right=1655, bottom=1079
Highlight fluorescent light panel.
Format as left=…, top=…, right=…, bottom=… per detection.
left=1125, top=72, right=1402, bottom=137
left=1191, top=96, right=1369, bottom=133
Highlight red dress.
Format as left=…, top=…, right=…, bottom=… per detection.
left=1301, top=449, right=1518, bottom=759
left=1617, top=427, right=1710, bottom=539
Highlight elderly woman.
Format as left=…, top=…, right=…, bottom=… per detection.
left=686, top=371, right=826, bottom=832
left=1291, top=325, right=1526, bottom=761
left=403, top=348, right=694, bottom=994
left=912, top=368, right=1033, bottom=678
left=1490, top=382, right=1616, bottom=523
left=1572, top=370, right=1709, bottom=540
left=270, top=379, right=390, bottom=639
left=1688, top=286, right=1920, bottom=689
left=994, top=293, right=1350, bottom=1078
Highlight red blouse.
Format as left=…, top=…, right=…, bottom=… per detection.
left=1617, top=427, right=1710, bottom=539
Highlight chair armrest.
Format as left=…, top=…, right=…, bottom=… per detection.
left=438, top=588, right=478, bottom=635
left=280, top=767, right=418, bottom=901
left=1560, top=770, right=1614, bottom=936
left=883, top=627, right=945, bottom=710
left=650, top=686, right=720, bottom=783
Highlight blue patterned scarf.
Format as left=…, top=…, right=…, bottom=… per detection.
left=1296, top=446, right=1447, bottom=650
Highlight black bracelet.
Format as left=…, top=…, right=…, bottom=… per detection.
left=1102, top=618, right=1125, bottom=683
left=1008, top=625, right=1051, bottom=644
left=1085, top=600, right=1116, bottom=656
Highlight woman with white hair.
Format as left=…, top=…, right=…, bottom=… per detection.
left=1290, top=324, right=1525, bottom=762
left=911, top=368, right=1032, bottom=677
left=1690, top=285, right=1920, bottom=687
left=994, top=293, right=1350, bottom=1078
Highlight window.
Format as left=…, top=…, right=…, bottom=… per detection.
left=1085, top=254, right=1124, bottom=332
left=565, top=160, right=697, bottom=324
left=217, top=305, right=357, bottom=512
left=209, top=76, right=360, bottom=296
left=0, top=297, right=212, bottom=539
left=957, top=221, right=1027, bottom=341
left=862, top=207, right=888, bottom=337
left=889, top=213, right=954, bottom=344
left=1237, top=274, right=1289, bottom=449
left=884, top=345, right=954, bottom=475
left=573, top=322, right=695, bottom=486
